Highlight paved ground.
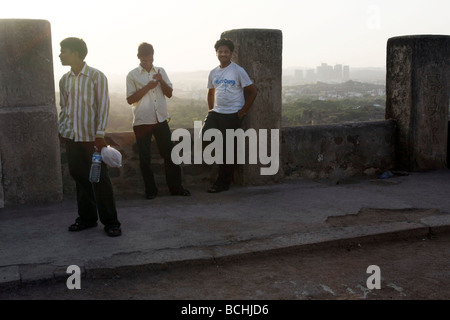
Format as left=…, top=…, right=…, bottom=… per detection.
left=2, top=232, right=450, bottom=300
left=1, top=169, right=450, bottom=290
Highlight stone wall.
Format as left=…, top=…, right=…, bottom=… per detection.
left=221, top=29, right=284, bottom=185
left=60, top=120, right=397, bottom=196
left=281, top=120, right=396, bottom=180
left=60, top=130, right=220, bottom=197
left=386, top=35, right=450, bottom=171
left=1, top=20, right=446, bottom=206
left=0, top=19, right=63, bottom=207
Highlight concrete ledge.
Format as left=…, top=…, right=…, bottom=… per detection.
left=420, top=214, right=450, bottom=235
left=0, top=266, right=20, bottom=288
left=0, top=219, right=443, bottom=288
left=2, top=171, right=450, bottom=289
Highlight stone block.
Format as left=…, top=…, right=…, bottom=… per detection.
left=386, top=35, right=450, bottom=171
left=0, top=106, right=63, bottom=205
left=0, top=19, right=55, bottom=108
left=220, top=29, right=284, bottom=185
left=0, top=155, right=4, bottom=208
left=0, top=19, right=62, bottom=206
left=281, top=120, right=396, bottom=179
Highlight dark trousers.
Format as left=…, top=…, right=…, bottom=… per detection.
left=65, top=140, right=120, bottom=228
left=201, top=111, right=242, bottom=188
left=133, top=121, right=182, bottom=196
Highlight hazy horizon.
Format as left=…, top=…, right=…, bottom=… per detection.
left=2, top=0, right=448, bottom=85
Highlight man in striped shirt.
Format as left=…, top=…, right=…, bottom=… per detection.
left=58, top=37, right=121, bottom=237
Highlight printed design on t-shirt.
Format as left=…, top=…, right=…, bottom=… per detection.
left=214, top=78, right=236, bottom=93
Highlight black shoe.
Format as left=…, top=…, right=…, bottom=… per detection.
left=145, top=190, right=158, bottom=199
left=68, top=221, right=98, bottom=232
left=207, top=184, right=229, bottom=193
left=170, top=188, right=191, bottom=196
left=104, top=226, right=122, bottom=237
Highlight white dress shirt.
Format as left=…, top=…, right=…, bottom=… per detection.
left=126, top=65, right=172, bottom=126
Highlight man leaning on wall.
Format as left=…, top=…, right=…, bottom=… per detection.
left=126, top=42, right=190, bottom=199
left=202, top=38, right=258, bottom=193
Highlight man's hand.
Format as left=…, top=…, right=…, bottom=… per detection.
left=127, top=74, right=159, bottom=105
left=152, top=69, right=162, bottom=82
left=153, top=69, right=173, bottom=98
left=147, top=79, right=159, bottom=89
left=94, top=137, right=108, bottom=151
left=58, top=134, right=68, bottom=144
left=238, top=109, right=247, bottom=119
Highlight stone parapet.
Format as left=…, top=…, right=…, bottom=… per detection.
left=0, top=19, right=62, bottom=207
left=386, top=35, right=450, bottom=171
left=60, top=121, right=397, bottom=196
left=281, top=120, right=397, bottom=180
left=220, top=29, right=284, bottom=185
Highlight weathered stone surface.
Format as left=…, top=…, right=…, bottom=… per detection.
left=0, top=19, right=62, bottom=206
left=386, top=35, right=450, bottom=171
left=0, top=106, right=63, bottom=205
left=60, top=130, right=219, bottom=197
left=281, top=120, right=396, bottom=179
left=220, top=29, right=284, bottom=185
left=5, top=23, right=445, bottom=202
left=0, top=266, right=20, bottom=287
left=58, top=122, right=398, bottom=196
left=0, top=19, right=55, bottom=108
left=0, top=155, right=3, bottom=208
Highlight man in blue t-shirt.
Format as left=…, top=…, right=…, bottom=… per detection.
left=203, top=39, right=258, bottom=193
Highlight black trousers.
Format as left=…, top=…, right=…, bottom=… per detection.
left=201, top=111, right=242, bottom=188
left=65, top=140, right=120, bottom=228
left=133, top=121, right=182, bottom=196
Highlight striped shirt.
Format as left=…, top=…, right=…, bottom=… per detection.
left=58, top=63, right=110, bottom=142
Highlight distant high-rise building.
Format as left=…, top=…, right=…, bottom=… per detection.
left=334, top=64, right=343, bottom=81
left=317, top=63, right=334, bottom=82
left=303, top=63, right=350, bottom=83
left=343, top=65, right=350, bottom=81
left=294, top=69, right=304, bottom=80
left=305, top=69, right=316, bottom=82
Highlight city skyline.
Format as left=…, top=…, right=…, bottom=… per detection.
left=2, top=0, right=449, bottom=82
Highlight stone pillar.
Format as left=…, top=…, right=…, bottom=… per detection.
left=0, top=19, right=63, bottom=206
left=220, top=29, right=284, bottom=185
left=386, top=35, right=450, bottom=171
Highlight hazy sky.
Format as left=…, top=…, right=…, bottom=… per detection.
left=2, top=0, right=449, bottom=80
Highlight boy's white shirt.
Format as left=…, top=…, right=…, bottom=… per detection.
left=126, top=65, right=172, bottom=126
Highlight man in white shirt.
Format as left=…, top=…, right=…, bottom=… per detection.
left=126, top=43, right=190, bottom=199
left=203, top=39, right=258, bottom=193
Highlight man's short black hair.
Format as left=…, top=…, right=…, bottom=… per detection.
left=214, top=39, right=234, bottom=52
left=60, top=37, right=88, bottom=60
left=138, top=42, right=154, bottom=57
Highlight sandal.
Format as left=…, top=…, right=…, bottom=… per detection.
left=207, top=184, right=229, bottom=193
left=105, top=226, right=122, bottom=237
left=68, top=222, right=97, bottom=232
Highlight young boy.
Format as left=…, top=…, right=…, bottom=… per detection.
left=58, top=37, right=121, bottom=237
left=126, top=42, right=190, bottom=199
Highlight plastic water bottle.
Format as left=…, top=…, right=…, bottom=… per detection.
left=89, top=148, right=102, bottom=183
